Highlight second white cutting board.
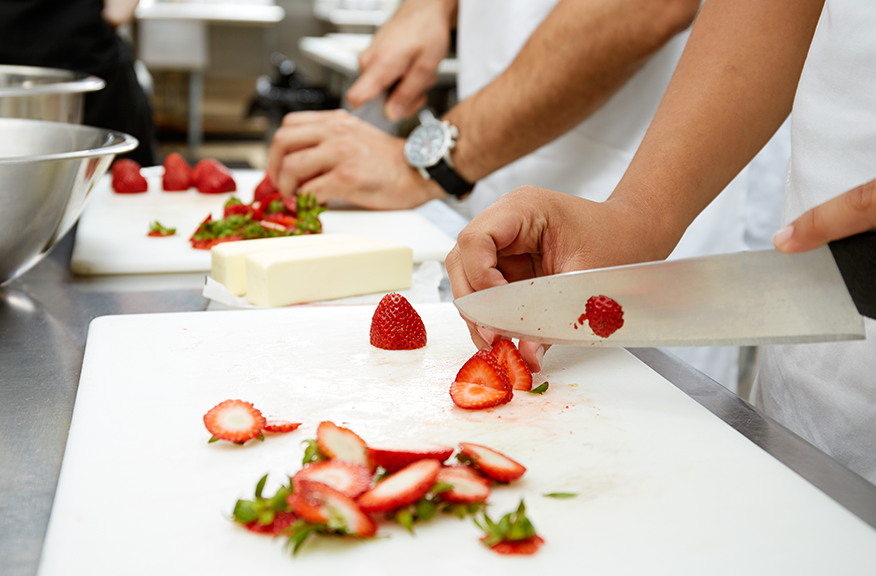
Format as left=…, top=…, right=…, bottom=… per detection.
left=37, top=303, right=876, bottom=575
left=70, top=169, right=458, bottom=275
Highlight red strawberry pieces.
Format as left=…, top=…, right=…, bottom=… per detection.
left=458, top=442, right=526, bottom=483
left=253, top=173, right=278, bottom=203
left=367, top=442, right=454, bottom=472
left=581, top=295, right=624, bottom=338
left=436, top=465, right=491, bottom=504
left=264, top=420, right=301, bottom=433
left=162, top=152, right=192, bottom=191
left=287, top=479, right=377, bottom=537
left=244, top=510, right=298, bottom=535
left=292, top=460, right=372, bottom=499
left=357, top=458, right=442, bottom=513
left=111, top=158, right=148, bottom=193
left=449, top=349, right=512, bottom=410
left=192, top=158, right=237, bottom=194
left=203, top=399, right=266, bottom=443
left=316, top=421, right=372, bottom=469
left=490, top=339, right=533, bottom=391
left=487, top=535, right=545, bottom=555
left=370, top=293, right=427, bottom=350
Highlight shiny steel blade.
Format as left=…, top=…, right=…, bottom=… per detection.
left=453, top=246, right=865, bottom=347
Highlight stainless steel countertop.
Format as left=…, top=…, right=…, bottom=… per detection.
left=2, top=230, right=875, bottom=576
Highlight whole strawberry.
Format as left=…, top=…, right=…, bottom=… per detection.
left=111, top=158, right=148, bottom=193
left=192, top=158, right=236, bottom=194
left=162, top=152, right=192, bottom=191
left=370, top=293, right=427, bottom=350
left=582, top=295, right=624, bottom=338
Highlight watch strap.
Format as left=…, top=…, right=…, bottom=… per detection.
left=426, top=159, right=474, bottom=198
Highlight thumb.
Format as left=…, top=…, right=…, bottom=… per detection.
left=774, top=179, right=876, bottom=253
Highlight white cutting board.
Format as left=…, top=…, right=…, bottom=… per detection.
left=38, top=304, right=876, bottom=575
left=70, top=169, right=458, bottom=275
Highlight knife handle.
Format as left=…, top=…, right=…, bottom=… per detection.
left=828, top=229, right=876, bottom=320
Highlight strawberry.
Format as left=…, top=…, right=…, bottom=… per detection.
left=435, top=466, right=491, bottom=504
left=262, top=212, right=299, bottom=231
left=192, top=159, right=237, bottom=194
left=449, top=349, right=512, bottom=410
left=264, top=420, right=301, bottom=433
left=203, top=399, right=266, bottom=443
left=162, top=152, right=192, bottom=191
left=490, top=339, right=533, bottom=391
left=244, top=510, right=298, bottom=535
left=253, top=173, right=278, bottom=203
left=356, top=459, right=441, bottom=513
left=287, top=479, right=377, bottom=537
left=233, top=474, right=295, bottom=535
left=367, top=443, right=454, bottom=472
left=315, top=421, right=372, bottom=469
left=476, top=500, right=543, bottom=555
left=580, top=295, right=624, bottom=338
left=111, top=158, right=148, bottom=193
left=458, top=442, right=526, bottom=483
left=369, top=293, right=427, bottom=350
left=292, top=460, right=372, bottom=499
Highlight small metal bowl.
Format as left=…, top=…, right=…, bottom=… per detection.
left=0, top=118, right=137, bottom=286
left=0, top=64, right=105, bottom=124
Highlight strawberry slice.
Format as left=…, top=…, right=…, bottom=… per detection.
left=162, top=152, right=192, bottom=191
left=253, top=173, right=278, bottom=203
left=450, top=349, right=512, bottom=410
left=436, top=466, right=491, bottom=504
left=292, top=460, right=372, bottom=499
left=316, top=421, right=372, bottom=469
left=192, top=158, right=236, bottom=194
left=370, top=293, right=427, bottom=350
left=458, top=442, right=526, bottom=483
left=357, top=459, right=441, bottom=513
left=243, top=510, right=298, bottom=535
left=486, top=535, right=545, bottom=555
left=263, top=420, right=301, bottom=433
left=491, top=339, right=533, bottom=391
left=203, top=399, right=266, bottom=443
left=111, top=158, right=148, bottom=193
left=287, top=479, right=377, bottom=537
left=367, top=442, right=454, bottom=472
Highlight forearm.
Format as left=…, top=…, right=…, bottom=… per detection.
left=444, top=0, right=700, bottom=183
left=608, top=0, right=824, bottom=256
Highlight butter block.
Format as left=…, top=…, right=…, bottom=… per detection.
left=211, top=234, right=360, bottom=296
left=245, top=238, right=413, bottom=307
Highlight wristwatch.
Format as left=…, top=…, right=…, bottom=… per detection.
left=404, top=109, right=474, bottom=198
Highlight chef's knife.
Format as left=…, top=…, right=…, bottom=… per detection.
left=453, top=231, right=875, bottom=347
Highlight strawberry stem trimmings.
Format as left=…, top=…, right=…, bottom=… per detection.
left=528, top=382, right=549, bottom=395
left=147, top=221, right=176, bottom=237
left=476, top=500, right=544, bottom=555
left=232, top=474, right=294, bottom=533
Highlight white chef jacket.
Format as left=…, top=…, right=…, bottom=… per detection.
left=452, top=0, right=787, bottom=390
left=751, top=0, right=876, bottom=484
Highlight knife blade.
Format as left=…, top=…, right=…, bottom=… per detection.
left=453, top=231, right=875, bottom=347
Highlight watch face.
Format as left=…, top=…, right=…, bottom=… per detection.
left=404, top=124, right=448, bottom=168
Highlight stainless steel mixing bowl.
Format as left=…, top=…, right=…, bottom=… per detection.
left=0, top=118, right=137, bottom=286
left=0, top=65, right=105, bottom=124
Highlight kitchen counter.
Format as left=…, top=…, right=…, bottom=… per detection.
left=2, top=229, right=876, bottom=576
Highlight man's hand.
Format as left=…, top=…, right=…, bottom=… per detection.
left=345, top=0, right=456, bottom=121
left=446, top=187, right=675, bottom=371
left=773, top=179, right=876, bottom=253
left=266, top=109, right=445, bottom=210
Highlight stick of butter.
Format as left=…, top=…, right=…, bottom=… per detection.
left=245, top=238, right=413, bottom=307
left=211, top=234, right=360, bottom=296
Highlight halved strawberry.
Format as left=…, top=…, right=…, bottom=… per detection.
left=485, top=535, right=545, bottom=555
left=192, top=158, right=236, bottom=194
left=203, top=399, right=266, bottom=443
left=111, top=158, right=148, bottom=193
left=367, top=442, right=454, bottom=472
left=450, top=349, right=512, bottom=410
left=436, top=466, right=491, bottom=504
left=253, top=173, right=278, bottom=203
left=287, top=479, right=377, bottom=537
left=370, top=293, right=427, bottom=350
left=357, top=459, right=441, bottom=513
left=491, top=339, right=533, bottom=391
left=315, top=421, right=372, bottom=469
left=292, top=460, right=372, bottom=499
left=264, top=420, right=301, bottom=433
left=162, top=152, right=192, bottom=191
left=458, top=442, right=526, bottom=483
